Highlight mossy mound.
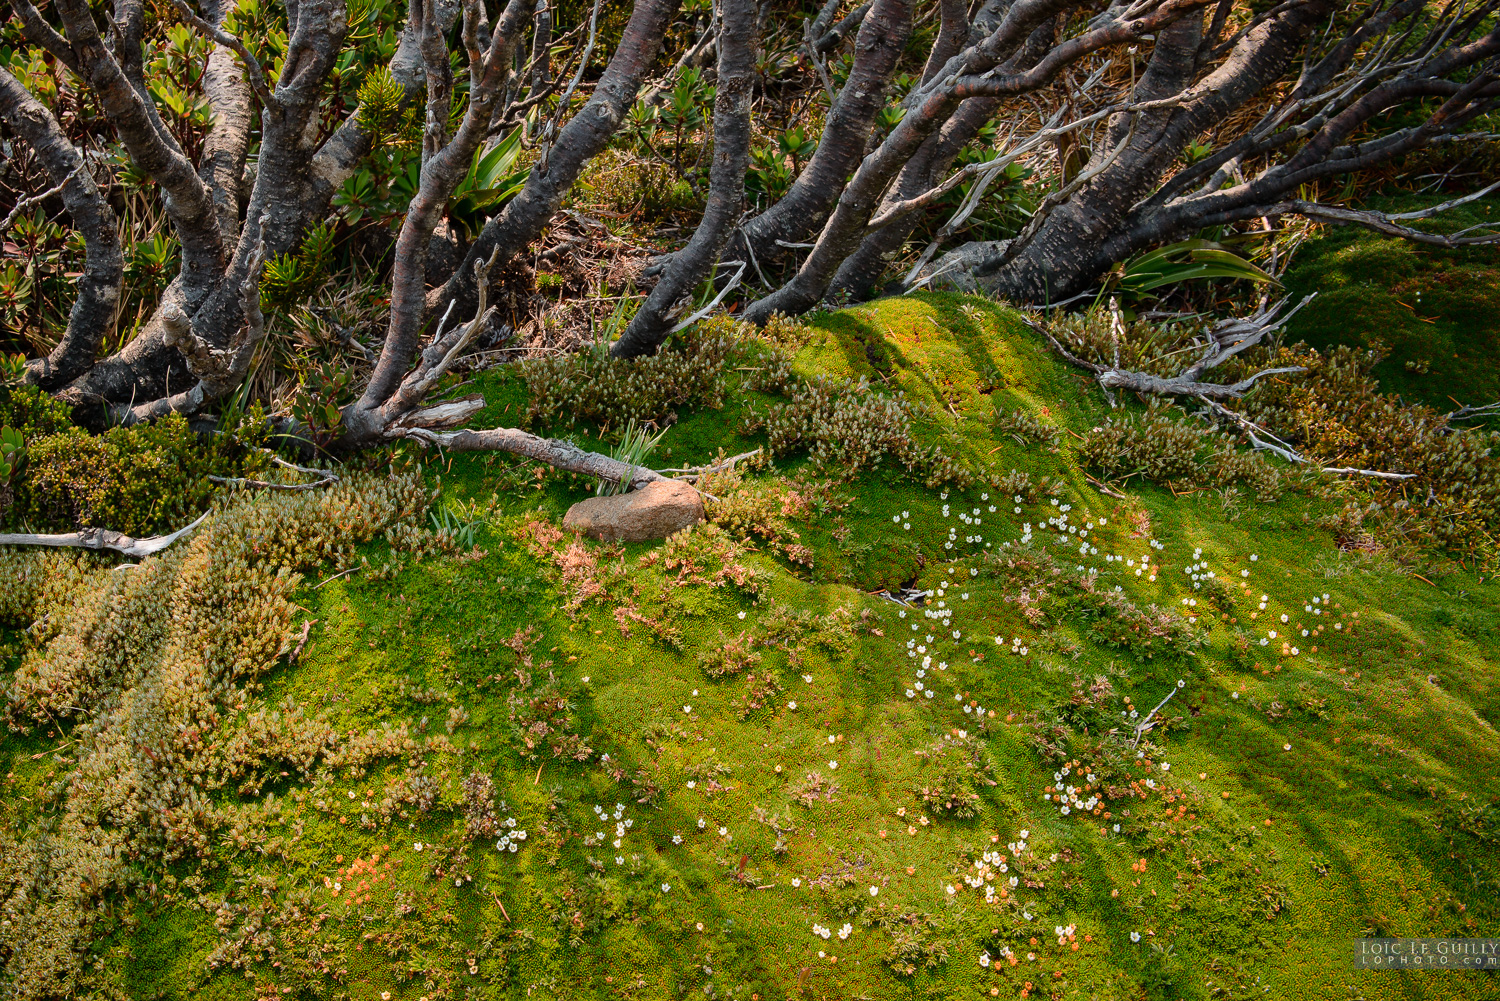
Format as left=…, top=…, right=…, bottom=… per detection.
left=1, top=293, right=1498, bottom=1001
left=1282, top=194, right=1500, bottom=418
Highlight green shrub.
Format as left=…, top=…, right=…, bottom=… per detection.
left=743, top=374, right=971, bottom=487
left=1247, top=342, right=1500, bottom=561
left=578, top=149, right=699, bottom=222
left=0, top=470, right=429, bottom=997
left=994, top=408, right=1059, bottom=445
left=1081, top=410, right=1203, bottom=483
left=522, top=323, right=743, bottom=431
left=913, top=732, right=996, bottom=819
left=862, top=905, right=950, bottom=977
left=1082, top=411, right=1288, bottom=502
left=0, top=385, right=72, bottom=437
left=1209, top=448, right=1285, bottom=501
left=5, top=412, right=271, bottom=535
left=1074, top=589, right=1205, bottom=660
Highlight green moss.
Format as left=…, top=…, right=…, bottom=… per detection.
left=2, top=293, right=1498, bottom=1000
left=1282, top=194, right=1500, bottom=418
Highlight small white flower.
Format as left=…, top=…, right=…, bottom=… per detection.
left=829, top=761, right=839, bottom=770
left=869, top=886, right=879, bottom=897
left=413, top=842, right=423, bottom=852
left=791, top=877, right=802, bottom=887
left=661, top=883, right=670, bottom=892
left=1130, top=931, right=1141, bottom=943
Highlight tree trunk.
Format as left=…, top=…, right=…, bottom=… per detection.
left=612, top=0, right=757, bottom=359
left=827, top=95, right=1000, bottom=302
left=1, top=69, right=123, bottom=391
left=727, top=0, right=912, bottom=269
left=434, top=0, right=680, bottom=327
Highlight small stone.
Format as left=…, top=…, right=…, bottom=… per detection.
left=563, top=480, right=704, bottom=542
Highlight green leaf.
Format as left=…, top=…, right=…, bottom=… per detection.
left=1117, top=239, right=1276, bottom=297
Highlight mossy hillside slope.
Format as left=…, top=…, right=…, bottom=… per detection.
left=0, top=294, right=1496, bottom=1001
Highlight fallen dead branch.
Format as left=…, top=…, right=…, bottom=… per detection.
left=1032, top=296, right=1314, bottom=402
left=394, top=425, right=674, bottom=491
left=1036, top=297, right=1418, bottom=482
left=0, top=511, right=209, bottom=556
left=1196, top=397, right=1415, bottom=481
left=208, top=455, right=342, bottom=491
left=655, top=448, right=763, bottom=482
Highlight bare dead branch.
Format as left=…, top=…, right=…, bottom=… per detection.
left=0, top=169, right=78, bottom=235
left=655, top=448, right=764, bottom=480
left=209, top=453, right=342, bottom=490
left=527, top=0, right=554, bottom=99
left=1445, top=401, right=1500, bottom=423
left=1030, top=297, right=1312, bottom=403
left=394, top=425, right=675, bottom=491
left=1271, top=192, right=1500, bottom=248
left=0, top=511, right=209, bottom=557
left=541, top=0, right=603, bottom=150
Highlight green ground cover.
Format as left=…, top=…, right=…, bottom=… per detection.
left=1282, top=195, right=1500, bottom=418
left=2, top=293, right=1498, bottom=1000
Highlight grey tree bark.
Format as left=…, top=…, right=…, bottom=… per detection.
left=433, top=0, right=681, bottom=326
left=7, top=0, right=1500, bottom=467
left=1, top=70, right=123, bottom=391
left=726, top=0, right=912, bottom=268
left=612, top=0, right=759, bottom=359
